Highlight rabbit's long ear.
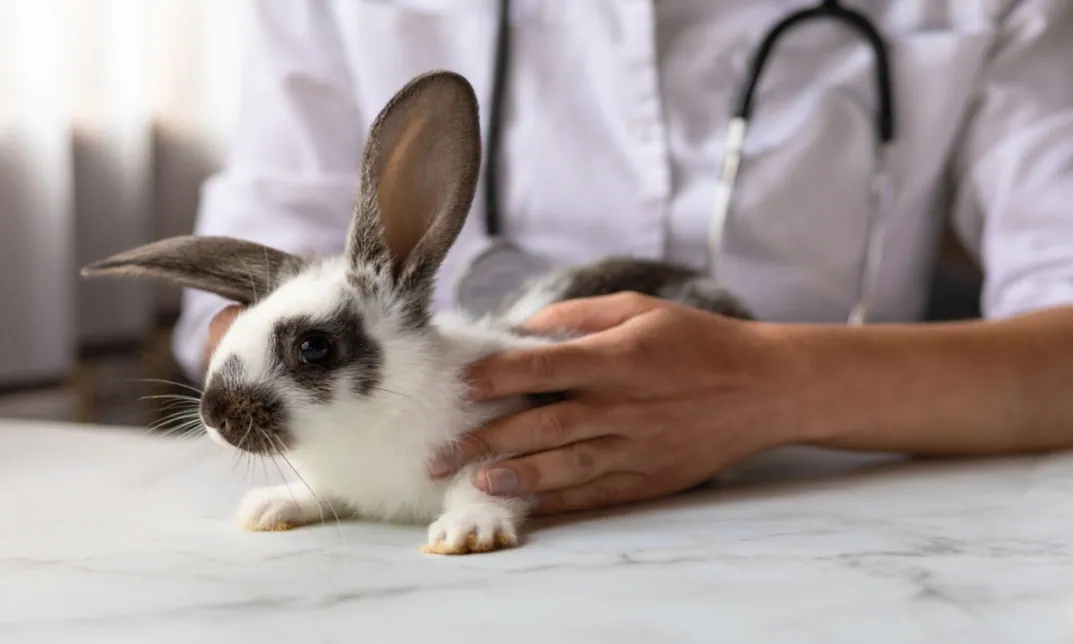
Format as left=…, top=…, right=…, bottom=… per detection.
left=80, top=235, right=303, bottom=305
left=347, top=70, right=481, bottom=296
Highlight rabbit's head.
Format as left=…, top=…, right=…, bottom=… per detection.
left=82, top=71, right=483, bottom=455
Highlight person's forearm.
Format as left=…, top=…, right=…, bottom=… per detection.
left=775, top=307, right=1073, bottom=455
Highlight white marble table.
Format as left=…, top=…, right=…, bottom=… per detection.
left=3, top=419, right=1073, bottom=643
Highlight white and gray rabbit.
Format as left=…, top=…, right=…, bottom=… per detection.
left=81, top=70, right=753, bottom=555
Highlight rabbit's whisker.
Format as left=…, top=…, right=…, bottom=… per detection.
left=128, top=377, right=204, bottom=396
left=372, top=386, right=414, bottom=402
left=271, top=435, right=344, bottom=531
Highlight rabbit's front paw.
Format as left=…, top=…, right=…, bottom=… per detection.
left=237, top=484, right=342, bottom=532
left=422, top=503, right=520, bottom=555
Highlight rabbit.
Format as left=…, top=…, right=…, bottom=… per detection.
left=81, top=70, right=754, bottom=556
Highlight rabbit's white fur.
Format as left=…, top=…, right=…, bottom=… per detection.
left=80, top=70, right=753, bottom=556
left=206, top=254, right=549, bottom=551
left=78, top=71, right=557, bottom=554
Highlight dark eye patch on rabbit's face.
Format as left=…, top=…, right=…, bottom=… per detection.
left=269, top=304, right=383, bottom=403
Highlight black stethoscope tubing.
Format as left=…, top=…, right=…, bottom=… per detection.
left=480, top=0, right=895, bottom=324
left=482, top=0, right=513, bottom=238
left=483, top=0, right=894, bottom=231
left=736, top=0, right=894, bottom=143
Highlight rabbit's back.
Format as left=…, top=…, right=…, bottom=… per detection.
left=494, top=257, right=754, bottom=327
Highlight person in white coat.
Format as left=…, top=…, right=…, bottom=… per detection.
left=173, top=0, right=1073, bottom=514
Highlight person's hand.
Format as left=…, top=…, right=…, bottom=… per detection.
left=202, top=304, right=244, bottom=366
left=428, top=292, right=806, bottom=515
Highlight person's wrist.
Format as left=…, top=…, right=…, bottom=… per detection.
left=741, top=320, right=874, bottom=448
left=704, top=319, right=828, bottom=452
left=766, top=322, right=944, bottom=451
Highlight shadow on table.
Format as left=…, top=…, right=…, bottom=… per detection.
left=527, top=446, right=1019, bottom=532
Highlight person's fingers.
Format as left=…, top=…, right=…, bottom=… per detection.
left=474, top=435, right=632, bottom=496
left=529, top=471, right=648, bottom=515
left=466, top=340, right=612, bottom=402
left=427, top=400, right=611, bottom=477
left=203, top=304, right=243, bottom=365
left=523, top=291, right=664, bottom=335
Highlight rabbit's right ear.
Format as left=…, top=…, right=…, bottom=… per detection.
left=347, top=70, right=482, bottom=298
left=80, top=235, right=303, bottom=305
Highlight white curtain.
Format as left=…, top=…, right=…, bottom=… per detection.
left=0, top=0, right=249, bottom=386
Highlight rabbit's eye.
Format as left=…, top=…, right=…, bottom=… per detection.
left=298, top=334, right=332, bottom=365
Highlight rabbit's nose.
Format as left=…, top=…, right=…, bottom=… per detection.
left=199, top=389, right=228, bottom=432
left=217, top=418, right=232, bottom=436
left=199, top=383, right=289, bottom=454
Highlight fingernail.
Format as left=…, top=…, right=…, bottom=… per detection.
left=520, top=493, right=540, bottom=507
left=464, top=364, right=494, bottom=401
left=481, top=468, right=518, bottom=495
left=466, top=377, right=491, bottom=401
left=428, top=452, right=462, bottom=477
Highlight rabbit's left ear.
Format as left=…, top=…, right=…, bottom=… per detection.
left=80, top=235, right=303, bottom=305
left=346, top=70, right=482, bottom=295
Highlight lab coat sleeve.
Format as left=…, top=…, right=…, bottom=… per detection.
left=170, top=0, right=363, bottom=382
left=950, top=0, right=1073, bottom=319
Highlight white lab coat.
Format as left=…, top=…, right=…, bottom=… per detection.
left=172, top=0, right=1073, bottom=381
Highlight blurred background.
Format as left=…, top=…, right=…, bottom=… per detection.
left=0, top=0, right=983, bottom=430
left=0, top=0, right=248, bottom=427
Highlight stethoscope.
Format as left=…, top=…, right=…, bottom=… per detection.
left=453, top=0, right=552, bottom=316
left=455, top=0, right=895, bottom=325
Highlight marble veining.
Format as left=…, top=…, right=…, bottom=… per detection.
left=2, top=419, right=1073, bottom=643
